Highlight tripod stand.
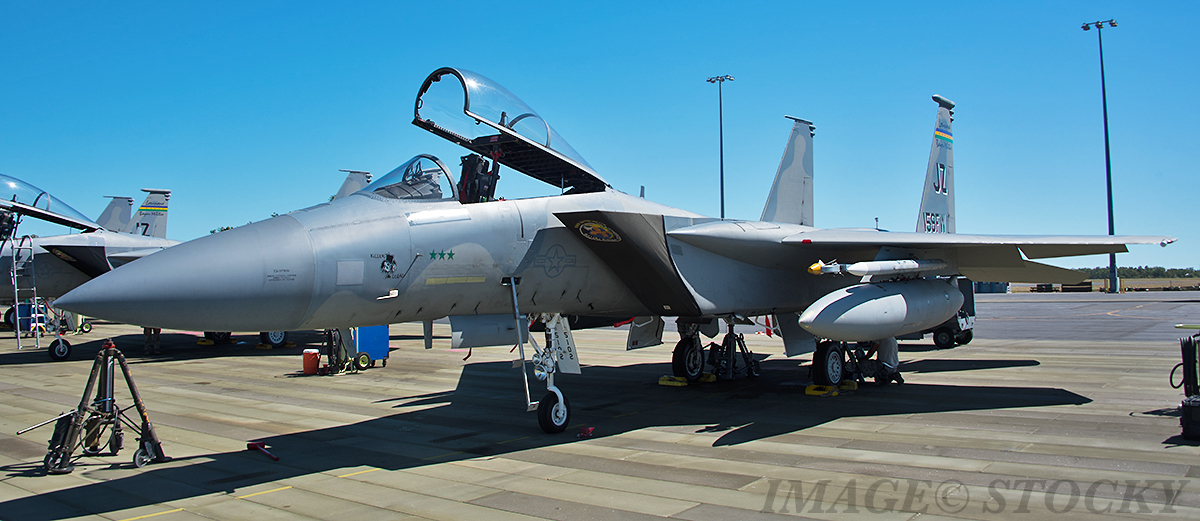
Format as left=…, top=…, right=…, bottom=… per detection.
left=19, top=340, right=170, bottom=474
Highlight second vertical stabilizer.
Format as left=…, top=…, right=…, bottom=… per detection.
left=760, top=116, right=815, bottom=226
left=121, top=189, right=170, bottom=238
left=917, top=95, right=955, bottom=234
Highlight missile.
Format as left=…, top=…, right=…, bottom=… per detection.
left=798, top=278, right=963, bottom=341
left=807, top=259, right=946, bottom=277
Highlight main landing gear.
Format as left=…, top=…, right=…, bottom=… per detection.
left=813, top=341, right=905, bottom=387
left=671, top=317, right=760, bottom=382
left=811, top=341, right=844, bottom=386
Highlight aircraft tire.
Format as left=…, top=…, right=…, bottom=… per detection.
left=933, top=328, right=955, bottom=349
left=259, top=331, right=288, bottom=347
left=813, top=341, right=844, bottom=386
left=4, top=307, right=13, bottom=328
left=955, top=330, right=973, bottom=345
left=672, top=337, right=704, bottom=381
left=48, top=339, right=71, bottom=362
left=537, top=391, right=570, bottom=434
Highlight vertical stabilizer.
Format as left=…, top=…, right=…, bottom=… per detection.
left=917, top=95, right=955, bottom=234
left=760, top=116, right=815, bottom=226
left=121, top=189, right=170, bottom=237
left=334, top=170, right=372, bottom=200
left=95, top=196, right=133, bottom=232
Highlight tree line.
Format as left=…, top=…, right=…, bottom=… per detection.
left=1076, top=266, right=1197, bottom=279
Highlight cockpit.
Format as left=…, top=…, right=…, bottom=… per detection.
left=360, top=155, right=456, bottom=201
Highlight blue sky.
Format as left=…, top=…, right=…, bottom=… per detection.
left=2, top=1, right=1195, bottom=269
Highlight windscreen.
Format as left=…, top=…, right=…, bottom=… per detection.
left=359, top=155, right=456, bottom=201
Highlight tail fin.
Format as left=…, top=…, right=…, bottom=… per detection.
left=917, top=95, right=955, bottom=234
left=120, top=189, right=170, bottom=237
left=333, top=170, right=372, bottom=200
left=760, top=116, right=815, bottom=226
left=95, top=196, right=133, bottom=232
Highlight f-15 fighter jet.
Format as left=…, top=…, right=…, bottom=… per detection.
left=57, top=68, right=1174, bottom=432
left=0, top=176, right=176, bottom=305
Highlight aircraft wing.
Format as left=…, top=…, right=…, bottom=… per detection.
left=638, top=216, right=1174, bottom=285
left=778, top=228, right=1175, bottom=256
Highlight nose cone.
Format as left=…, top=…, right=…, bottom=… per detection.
left=57, top=216, right=316, bottom=331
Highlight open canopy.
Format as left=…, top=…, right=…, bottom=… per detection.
left=413, top=67, right=609, bottom=194
left=0, top=174, right=101, bottom=231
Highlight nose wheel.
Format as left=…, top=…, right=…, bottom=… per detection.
left=537, top=390, right=570, bottom=433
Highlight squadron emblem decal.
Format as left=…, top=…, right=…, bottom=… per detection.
left=575, top=220, right=621, bottom=243
left=378, top=253, right=398, bottom=278
left=49, top=248, right=77, bottom=263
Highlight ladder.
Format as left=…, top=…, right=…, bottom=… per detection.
left=11, top=235, right=42, bottom=349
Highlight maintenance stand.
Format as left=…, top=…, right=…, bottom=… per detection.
left=18, top=339, right=169, bottom=474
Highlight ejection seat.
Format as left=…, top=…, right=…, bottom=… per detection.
left=458, top=154, right=500, bottom=204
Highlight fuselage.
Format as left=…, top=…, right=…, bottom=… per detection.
left=56, top=186, right=862, bottom=332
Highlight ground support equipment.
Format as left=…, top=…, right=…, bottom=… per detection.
left=18, top=340, right=169, bottom=474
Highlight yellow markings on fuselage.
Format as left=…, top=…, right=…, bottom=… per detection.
left=425, top=276, right=486, bottom=285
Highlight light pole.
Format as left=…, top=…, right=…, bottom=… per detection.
left=1082, top=19, right=1119, bottom=293
left=707, top=75, right=734, bottom=219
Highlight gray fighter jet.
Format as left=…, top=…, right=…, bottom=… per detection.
left=0, top=176, right=178, bottom=358
left=0, top=176, right=177, bottom=308
left=57, top=67, right=1175, bottom=433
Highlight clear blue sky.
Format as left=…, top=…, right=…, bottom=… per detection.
left=2, top=1, right=1194, bottom=269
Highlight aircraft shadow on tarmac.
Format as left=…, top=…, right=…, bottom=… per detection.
left=0, top=330, right=458, bottom=367
left=0, top=332, right=336, bottom=366
left=897, top=342, right=958, bottom=353
left=0, top=357, right=1090, bottom=520
left=900, top=359, right=1040, bottom=374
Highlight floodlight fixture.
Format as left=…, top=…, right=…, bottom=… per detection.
left=706, top=75, right=735, bottom=218
left=1080, top=18, right=1120, bottom=292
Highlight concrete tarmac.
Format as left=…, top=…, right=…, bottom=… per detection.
left=0, top=294, right=1197, bottom=520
